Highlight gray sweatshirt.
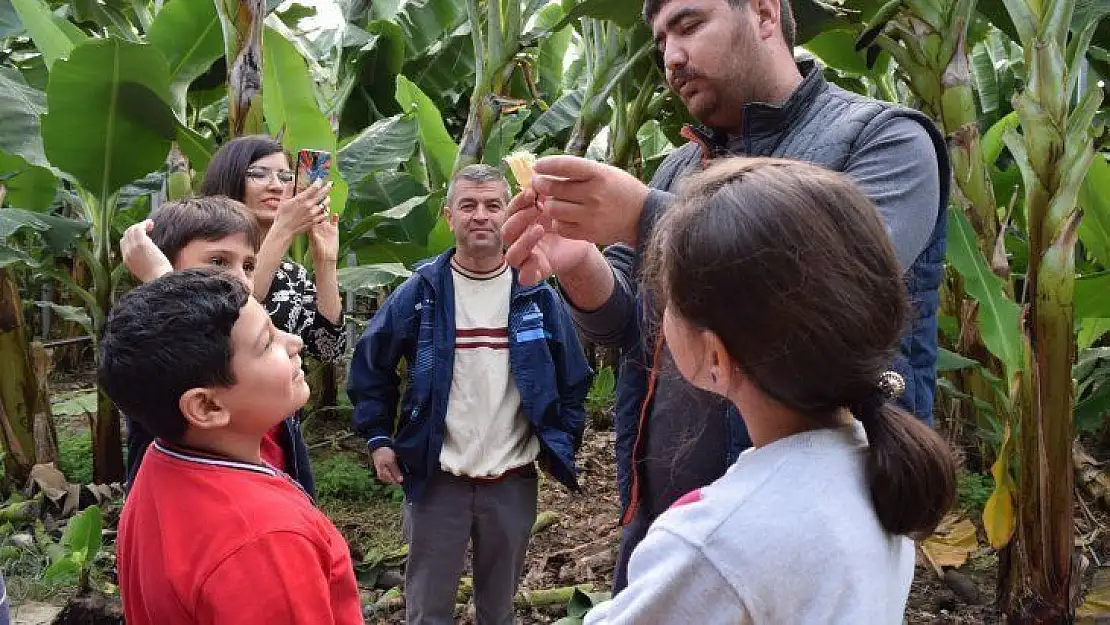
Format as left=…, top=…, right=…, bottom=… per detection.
left=584, top=422, right=914, bottom=625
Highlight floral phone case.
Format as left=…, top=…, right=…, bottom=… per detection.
left=294, top=149, right=332, bottom=196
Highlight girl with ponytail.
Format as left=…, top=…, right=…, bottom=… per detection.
left=584, top=157, right=956, bottom=624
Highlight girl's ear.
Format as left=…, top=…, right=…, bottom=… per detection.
left=179, top=388, right=232, bottom=430
left=703, top=330, right=743, bottom=396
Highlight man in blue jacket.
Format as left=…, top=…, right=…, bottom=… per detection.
left=348, top=164, right=593, bottom=625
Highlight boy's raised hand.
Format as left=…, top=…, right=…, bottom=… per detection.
left=272, top=179, right=332, bottom=238
left=121, top=220, right=173, bottom=283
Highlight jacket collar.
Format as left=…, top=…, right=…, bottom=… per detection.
left=153, top=439, right=278, bottom=477
left=153, top=439, right=314, bottom=500
left=413, top=247, right=544, bottom=299
left=684, top=59, right=828, bottom=154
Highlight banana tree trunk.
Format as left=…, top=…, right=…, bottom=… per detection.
left=164, top=143, right=192, bottom=202
left=864, top=0, right=1013, bottom=465
left=84, top=191, right=125, bottom=484
left=567, top=19, right=617, bottom=156
left=93, top=389, right=123, bottom=485
left=216, top=0, right=266, bottom=138
left=457, top=91, right=500, bottom=168
left=609, top=71, right=658, bottom=170
left=0, top=268, right=40, bottom=486
left=998, top=0, right=1104, bottom=619
left=30, top=340, right=59, bottom=466
left=92, top=255, right=124, bottom=484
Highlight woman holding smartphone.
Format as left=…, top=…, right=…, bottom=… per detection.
left=200, top=135, right=346, bottom=363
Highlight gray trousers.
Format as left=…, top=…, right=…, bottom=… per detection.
left=403, top=468, right=538, bottom=625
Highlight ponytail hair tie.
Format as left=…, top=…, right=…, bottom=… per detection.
left=852, top=371, right=905, bottom=421
left=878, top=370, right=906, bottom=400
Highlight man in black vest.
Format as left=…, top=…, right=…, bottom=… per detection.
left=502, top=0, right=951, bottom=593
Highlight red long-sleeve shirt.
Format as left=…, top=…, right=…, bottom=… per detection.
left=118, top=441, right=362, bottom=625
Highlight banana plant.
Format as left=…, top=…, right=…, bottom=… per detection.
left=453, top=0, right=536, bottom=171
left=566, top=19, right=655, bottom=156
left=5, top=0, right=191, bottom=483
left=1, top=186, right=92, bottom=486
left=851, top=0, right=1017, bottom=487
left=856, top=0, right=1001, bottom=251
left=0, top=267, right=38, bottom=486
left=215, top=0, right=266, bottom=137
left=606, top=51, right=666, bottom=171
left=995, top=0, right=1107, bottom=618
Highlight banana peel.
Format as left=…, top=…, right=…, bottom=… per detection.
left=504, top=151, right=537, bottom=189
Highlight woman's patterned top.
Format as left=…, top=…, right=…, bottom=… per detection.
left=263, top=260, right=346, bottom=362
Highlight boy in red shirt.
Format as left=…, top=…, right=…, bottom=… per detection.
left=98, top=268, right=363, bottom=624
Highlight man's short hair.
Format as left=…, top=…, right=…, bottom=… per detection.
left=98, top=268, right=250, bottom=442
left=149, top=196, right=262, bottom=265
left=643, top=0, right=796, bottom=49
left=446, top=164, right=510, bottom=207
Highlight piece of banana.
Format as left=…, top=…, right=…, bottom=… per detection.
left=504, top=151, right=537, bottom=188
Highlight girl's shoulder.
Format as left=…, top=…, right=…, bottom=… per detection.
left=655, top=435, right=874, bottom=547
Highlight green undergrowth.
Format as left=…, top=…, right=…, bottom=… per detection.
left=57, top=430, right=93, bottom=486
left=957, top=469, right=993, bottom=517
left=305, top=407, right=405, bottom=559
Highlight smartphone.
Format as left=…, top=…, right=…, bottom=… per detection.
left=294, top=149, right=332, bottom=196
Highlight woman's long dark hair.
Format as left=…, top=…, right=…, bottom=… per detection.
left=645, top=157, right=956, bottom=537
left=199, top=135, right=287, bottom=203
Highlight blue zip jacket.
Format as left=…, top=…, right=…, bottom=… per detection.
left=347, top=249, right=593, bottom=503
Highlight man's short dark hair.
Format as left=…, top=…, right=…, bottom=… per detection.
left=643, top=0, right=796, bottom=49
left=98, top=268, right=250, bottom=442
left=149, top=196, right=262, bottom=265
left=446, top=164, right=510, bottom=207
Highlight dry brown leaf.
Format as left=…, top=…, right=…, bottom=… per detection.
left=29, top=463, right=70, bottom=503
left=920, top=516, right=978, bottom=570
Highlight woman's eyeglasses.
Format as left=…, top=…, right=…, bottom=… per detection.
left=245, top=166, right=294, bottom=184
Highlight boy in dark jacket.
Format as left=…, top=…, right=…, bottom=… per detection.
left=100, top=269, right=362, bottom=625
left=348, top=165, right=593, bottom=625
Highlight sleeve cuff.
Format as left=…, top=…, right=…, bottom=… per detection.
left=557, top=269, right=635, bottom=345
left=367, top=436, right=393, bottom=452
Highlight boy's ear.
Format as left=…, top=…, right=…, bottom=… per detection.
left=179, top=388, right=232, bottom=430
